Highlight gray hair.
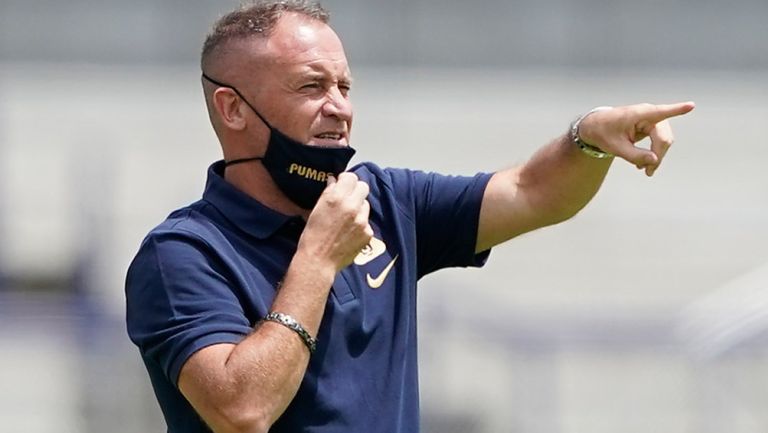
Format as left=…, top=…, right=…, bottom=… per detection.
left=201, top=0, right=330, bottom=68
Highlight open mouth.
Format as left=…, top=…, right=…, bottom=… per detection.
left=315, top=133, right=343, bottom=140
left=312, top=132, right=347, bottom=146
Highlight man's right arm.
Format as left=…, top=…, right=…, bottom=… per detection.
left=177, top=173, right=373, bottom=433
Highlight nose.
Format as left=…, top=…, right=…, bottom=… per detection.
left=321, top=87, right=353, bottom=122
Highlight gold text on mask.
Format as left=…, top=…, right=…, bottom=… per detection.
left=288, top=163, right=333, bottom=182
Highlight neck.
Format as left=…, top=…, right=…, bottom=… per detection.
left=224, top=162, right=311, bottom=219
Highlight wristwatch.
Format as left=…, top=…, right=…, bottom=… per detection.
left=570, top=106, right=614, bottom=159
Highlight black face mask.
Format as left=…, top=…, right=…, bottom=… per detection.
left=202, top=73, right=356, bottom=210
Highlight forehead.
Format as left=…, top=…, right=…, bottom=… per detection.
left=261, top=13, right=350, bottom=78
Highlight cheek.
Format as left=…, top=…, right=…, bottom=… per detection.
left=282, top=106, right=321, bottom=139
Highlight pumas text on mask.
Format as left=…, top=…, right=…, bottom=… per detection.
left=288, top=163, right=334, bottom=182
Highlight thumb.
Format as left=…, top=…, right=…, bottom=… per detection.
left=614, top=140, right=658, bottom=168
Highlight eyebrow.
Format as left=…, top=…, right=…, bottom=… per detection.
left=300, top=66, right=353, bottom=84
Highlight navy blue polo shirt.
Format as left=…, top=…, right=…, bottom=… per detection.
left=126, top=161, right=492, bottom=433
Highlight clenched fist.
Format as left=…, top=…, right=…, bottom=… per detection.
left=298, top=172, right=374, bottom=272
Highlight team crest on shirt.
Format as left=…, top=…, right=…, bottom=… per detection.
left=354, top=237, right=386, bottom=265
left=355, top=237, right=398, bottom=289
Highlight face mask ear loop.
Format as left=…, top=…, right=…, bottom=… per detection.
left=224, top=156, right=264, bottom=168
left=202, top=73, right=273, bottom=171
left=201, top=73, right=274, bottom=130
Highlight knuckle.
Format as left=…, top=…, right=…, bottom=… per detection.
left=356, top=218, right=369, bottom=232
left=346, top=198, right=365, bottom=214
left=354, top=209, right=369, bottom=225
left=340, top=200, right=357, bottom=215
left=323, top=191, right=342, bottom=207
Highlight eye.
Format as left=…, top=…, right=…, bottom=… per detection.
left=338, top=83, right=352, bottom=96
left=300, top=82, right=321, bottom=91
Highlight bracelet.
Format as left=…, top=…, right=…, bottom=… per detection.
left=570, top=106, right=615, bottom=159
left=264, top=312, right=317, bottom=354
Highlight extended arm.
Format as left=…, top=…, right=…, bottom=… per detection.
left=476, top=102, right=695, bottom=252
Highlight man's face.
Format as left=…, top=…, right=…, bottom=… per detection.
left=241, top=13, right=353, bottom=148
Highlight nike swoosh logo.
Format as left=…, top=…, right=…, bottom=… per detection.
left=366, top=255, right=399, bottom=289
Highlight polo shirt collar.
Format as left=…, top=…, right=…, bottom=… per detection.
left=202, top=160, right=294, bottom=239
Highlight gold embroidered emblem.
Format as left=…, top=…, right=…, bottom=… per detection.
left=354, top=237, right=386, bottom=265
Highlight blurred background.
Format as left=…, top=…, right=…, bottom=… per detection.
left=1, top=0, right=767, bottom=432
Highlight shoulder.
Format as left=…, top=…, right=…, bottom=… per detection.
left=147, top=200, right=224, bottom=245
left=349, top=161, right=387, bottom=182
left=128, top=200, right=227, bottom=277
left=349, top=162, right=416, bottom=195
left=350, top=162, right=492, bottom=199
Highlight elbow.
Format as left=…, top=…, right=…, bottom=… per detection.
left=231, top=413, right=270, bottom=433
left=545, top=203, right=586, bottom=226
left=205, top=401, right=273, bottom=433
left=177, top=345, right=287, bottom=433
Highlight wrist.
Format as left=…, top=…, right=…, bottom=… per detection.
left=272, top=249, right=336, bottom=334
left=264, top=312, right=317, bottom=354
left=290, top=247, right=337, bottom=284
left=570, top=106, right=614, bottom=159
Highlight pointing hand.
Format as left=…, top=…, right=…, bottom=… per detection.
left=577, top=102, right=696, bottom=176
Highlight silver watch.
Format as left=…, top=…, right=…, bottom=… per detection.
left=570, top=106, right=615, bottom=159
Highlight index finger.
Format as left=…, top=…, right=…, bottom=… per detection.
left=639, top=101, right=696, bottom=123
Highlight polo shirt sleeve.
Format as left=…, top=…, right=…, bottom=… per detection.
left=125, top=231, right=253, bottom=386
left=386, top=167, right=494, bottom=278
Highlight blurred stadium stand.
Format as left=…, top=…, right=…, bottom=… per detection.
left=2, top=0, right=768, bottom=69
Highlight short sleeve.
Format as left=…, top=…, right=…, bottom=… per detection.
left=125, top=232, right=253, bottom=385
left=386, top=168, right=494, bottom=278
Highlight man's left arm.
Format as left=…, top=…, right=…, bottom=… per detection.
left=476, top=101, right=695, bottom=253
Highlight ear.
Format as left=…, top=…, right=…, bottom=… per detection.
left=212, top=88, right=247, bottom=131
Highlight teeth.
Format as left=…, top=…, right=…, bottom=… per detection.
left=317, top=133, right=341, bottom=139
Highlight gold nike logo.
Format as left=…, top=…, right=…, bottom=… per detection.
left=366, top=255, right=399, bottom=289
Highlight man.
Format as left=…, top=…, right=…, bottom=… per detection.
left=125, top=1, right=694, bottom=432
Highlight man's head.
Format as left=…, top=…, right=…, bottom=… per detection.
left=201, top=0, right=353, bottom=158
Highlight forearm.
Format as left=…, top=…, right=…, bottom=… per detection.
left=181, top=250, right=336, bottom=433
left=477, top=131, right=612, bottom=252
left=179, top=172, right=374, bottom=432
left=517, top=131, right=613, bottom=223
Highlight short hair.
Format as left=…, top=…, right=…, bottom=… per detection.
left=201, top=0, right=330, bottom=69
